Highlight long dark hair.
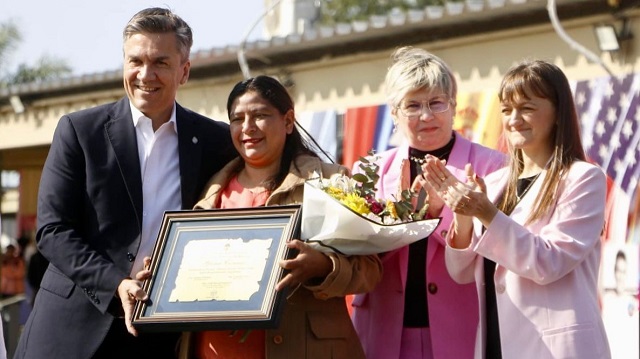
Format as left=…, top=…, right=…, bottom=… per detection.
left=227, top=75, right=319, bottom=190
left=498, top=60, right=586, bottom=223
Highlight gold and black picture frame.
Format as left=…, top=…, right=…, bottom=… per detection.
left=132, top=205, right=301, bottom=332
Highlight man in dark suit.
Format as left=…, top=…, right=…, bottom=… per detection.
left=14, top=8, right=236, bottom=359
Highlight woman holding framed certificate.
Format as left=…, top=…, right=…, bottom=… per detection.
left=183, top=75, right=382, bottom=359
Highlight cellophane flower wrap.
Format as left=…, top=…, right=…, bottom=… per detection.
left=301, top=152, right=441, bottom=255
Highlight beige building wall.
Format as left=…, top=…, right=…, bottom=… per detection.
left=0, top=11, right=638, bottom=227
left=1, top=12, right=638, bottom=150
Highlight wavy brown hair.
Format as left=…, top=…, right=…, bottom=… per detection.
left=497, top=60, right=586, bottom=223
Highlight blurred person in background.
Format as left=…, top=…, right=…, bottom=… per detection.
left=0, top=244, right=25, bottom=298
left=0, top=215, right=7, bottom=359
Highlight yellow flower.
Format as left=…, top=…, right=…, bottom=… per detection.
left=325, top=187, right=347, bottom=200
left=312, top=151, right=423, bottom=225
left=386, top=200, right=399, bottom=219
left=341, top=193, right=371, bottom=215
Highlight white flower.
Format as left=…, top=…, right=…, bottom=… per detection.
left=327, top=173, right=357, bottom=193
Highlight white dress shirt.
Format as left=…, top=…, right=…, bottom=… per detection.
left=130, top=104, right=181, bottom=275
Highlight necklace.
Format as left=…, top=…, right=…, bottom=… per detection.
left=409, top=149, right=452, bottom=165
left=409, top=134, right=456, bottom=165
left=410, top=156, right=427, bottom=164
left=515, top=172, right=541, bottom=202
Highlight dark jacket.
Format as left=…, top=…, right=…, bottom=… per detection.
left=14, top=97, right=236, bottom=359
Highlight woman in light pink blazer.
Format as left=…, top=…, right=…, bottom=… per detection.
left=350, top=46, right=505, bottom=359
left=422, top=60, right=611, bottom=358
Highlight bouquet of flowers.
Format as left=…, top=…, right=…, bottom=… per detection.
left=301, top=152, right=441, bottom=255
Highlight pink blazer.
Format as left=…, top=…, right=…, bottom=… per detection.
left=446, top=162, right=612, bottom=359
left=351, top=133, right=505, bottom=359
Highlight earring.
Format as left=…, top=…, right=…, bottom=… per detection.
left=392, top=121, right=398, bottom=133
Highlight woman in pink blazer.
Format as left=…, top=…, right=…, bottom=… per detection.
left=350, top=47, right=505, bottom=359
left=422, top=60, right=611, bottom=358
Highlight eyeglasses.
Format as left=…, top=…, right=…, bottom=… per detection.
left=397, top=96, right=451, bottom=118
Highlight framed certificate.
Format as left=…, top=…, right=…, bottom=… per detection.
left=132, top=205, right=301, bottom=332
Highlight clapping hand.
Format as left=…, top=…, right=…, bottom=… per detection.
left=422, top=156, right=497, bottom=226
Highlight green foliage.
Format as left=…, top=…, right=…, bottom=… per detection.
left=319, top=0, right=398, bottom=24
left=0, top=21, right=22, bottom=82
left=353, top=150, right=428, bottom=222
left=0, top=20, right=71, bottom=87
left=409, top=0, right=447, bottom=6
left=9, top=56, right=71, bottom=84
left=354, top=150, right=380, bottom=198
left=318, top=0, right=450, bottom=25
left=0, top=21, right=21, bottom=58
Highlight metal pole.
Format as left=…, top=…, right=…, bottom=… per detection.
left=237, top=0, right=284, bottom=79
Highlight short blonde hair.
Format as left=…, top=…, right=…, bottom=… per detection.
left=384, top=46, right=457, bottom=108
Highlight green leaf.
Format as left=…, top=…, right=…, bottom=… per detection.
left=415, top=201, right=429, bottom=220
left=352, top=173, right=369, bottom=183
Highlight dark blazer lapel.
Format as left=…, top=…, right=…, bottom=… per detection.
left=104, top=98, right=143, bottom=222
left=176, top=103, right=202, bottom=208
